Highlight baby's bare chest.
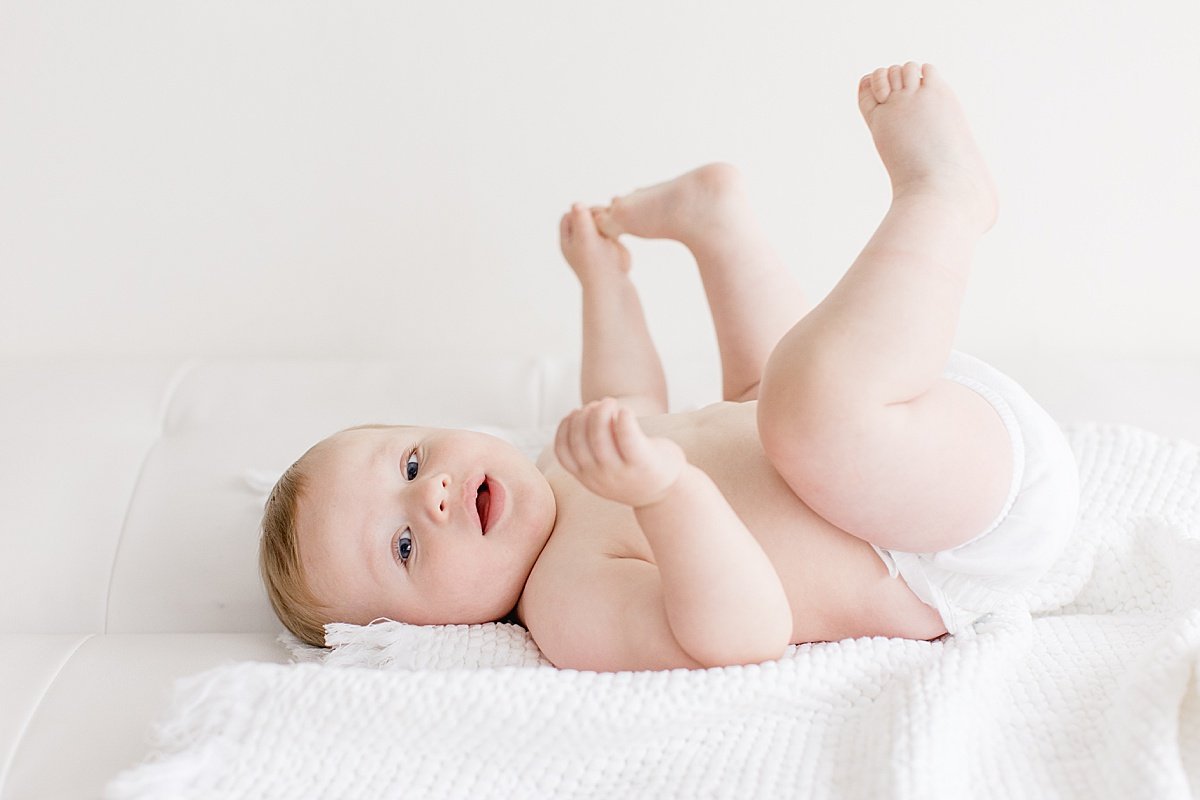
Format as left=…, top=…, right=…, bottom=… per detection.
left=536, top=401, right=939, bottom=642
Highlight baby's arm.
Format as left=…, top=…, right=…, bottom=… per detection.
left=560, top=203, right=667, bottom=416
left=634, top=463, right=794, bottom=666
left=555, top=398, right=793, bottom=667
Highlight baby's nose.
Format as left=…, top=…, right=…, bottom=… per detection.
left=423, top=474, right=452, bottom=520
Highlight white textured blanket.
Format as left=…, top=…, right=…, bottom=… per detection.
left=105, top=423, right=1200, bottom=800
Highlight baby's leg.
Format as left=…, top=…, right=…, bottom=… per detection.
left=757, top=63, right=1011, bottom=554
left=594, top=164, right=811, bottom=402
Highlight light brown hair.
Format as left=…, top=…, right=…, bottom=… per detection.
left=258, top=454, right=330, bottom=648
left=257, top=424, right=397, bottom=648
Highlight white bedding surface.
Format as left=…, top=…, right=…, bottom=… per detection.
left=104, top=422, right=1200, bottom=799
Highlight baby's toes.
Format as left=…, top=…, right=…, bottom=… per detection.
left=559, top=209, right=583, bottom=256
left=869, top=67, right=892, bottom=104
left=561, top=203, right=601, bottom=252
left=591, top=205, right=622, bottom=239
left=559, top=204, right=591, bottom=250
left=571, top=203, right=598, bottom=237
left=857, top=73, right=878, bottom=117
left=901, top=61, right=922, bottom=90
left=887, top=64, right=904, bottom=93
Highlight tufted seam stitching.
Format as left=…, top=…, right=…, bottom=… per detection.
left=155, top=357, right=203, bottom=435
left=102, top=359, right=202, bottom=634
left=0, top=634, right=94, bottom=798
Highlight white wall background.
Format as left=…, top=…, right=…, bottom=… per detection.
left=1, top=1, right=1197, bottom=364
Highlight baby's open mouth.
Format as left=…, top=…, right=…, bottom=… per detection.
left=475, top=479, right=491, bottom=534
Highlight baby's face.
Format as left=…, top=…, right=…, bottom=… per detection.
left=296, top=424, right=557, bottom=626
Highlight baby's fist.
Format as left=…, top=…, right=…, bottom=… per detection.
left=554, top=398, right=686, bottom=508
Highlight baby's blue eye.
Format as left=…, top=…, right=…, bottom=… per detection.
left=396, top=530, right=413, bottom=564
left=406, top=452, right=419, bottom=481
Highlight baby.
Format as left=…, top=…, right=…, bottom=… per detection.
left=259, top=63, right=1080, bottom=671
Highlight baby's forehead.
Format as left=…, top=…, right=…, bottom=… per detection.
left=297, top=428, right=404, bottom=536
left=314, top=423, right=423, bottom=465
left=338, top=422, right=422, bottom=438
left=297, top=424, right=424, bottom=540
left=338, top=422, right=410, bottom=437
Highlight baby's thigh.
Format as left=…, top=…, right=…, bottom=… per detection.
left=762, top=374, right=1016, bottom=554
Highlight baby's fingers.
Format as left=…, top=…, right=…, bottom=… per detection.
left=585, top=399, right=623, bottom=467
left=612, top=406, right=649, bottom=463
left=565, top=406, right=602, bottom=473
left=554, top=412, right=583, bottom=475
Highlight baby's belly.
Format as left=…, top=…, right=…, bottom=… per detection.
left=649, top=404, right=949, bottom=644
left=547, top=401, right=950, bottom=645
left=606, top=486, right=948, bottom=644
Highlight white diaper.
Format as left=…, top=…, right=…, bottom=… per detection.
left=870, top=349, right=1081, bottom=636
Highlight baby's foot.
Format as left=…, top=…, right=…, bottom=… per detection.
left=858, top=62, right=998, bottom=233
left=591, top=162, right=754, bottom=245
left=559, top=201, right=631, bottom=283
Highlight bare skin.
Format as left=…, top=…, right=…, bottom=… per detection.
left=527, top=62, right=1009, bottom=664
left=296, top=63, right=1012, bottom=669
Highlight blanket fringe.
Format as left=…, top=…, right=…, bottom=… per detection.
left=103, top=663, right=265, bottom=799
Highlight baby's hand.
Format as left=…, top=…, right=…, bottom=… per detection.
left=554, top=397, right=687, bottom=508
left=559, top=202, right=631, bottom=284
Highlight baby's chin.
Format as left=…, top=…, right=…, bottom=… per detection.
left=453, top=582, right=526, bottom=625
